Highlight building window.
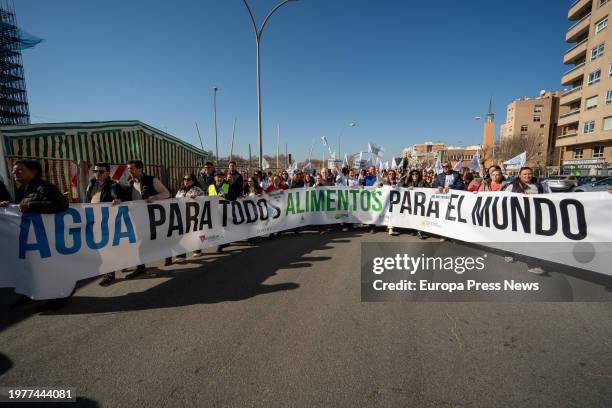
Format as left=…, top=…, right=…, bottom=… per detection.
left=604, top=116, right=612, bottom=131
left=533, top=116, right=541, bottom=122
left=601, top=0, right=609, bottom=7
left=583, top=121, right=595, bottom=133
left=588, top=69, right=602, bottom=85
left=591, top=43, right=605, bottom=60
left=610, top=64, right=612, bottom=76
left=520, top=125, right=528, bottom=131
left=574, top=148, right=584, bottom=159
left=596, top=17, right=609, bottom=35
left=606, top=90, right=612, bottom=104
left=534, top=105, right=543, bottom=113
left=586, top=95, right=598, bottom=109
left=593, top=145, right=605, bottom=158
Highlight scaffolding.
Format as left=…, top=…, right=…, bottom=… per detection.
left=0, top=0, right=40, bottom=125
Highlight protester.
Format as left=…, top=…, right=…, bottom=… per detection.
left=197, top=162, right=216, bottom=194
left=424, top=170, right=435, bottom=187
left=505, top=166, right=547, bottom=194
left=165, top=174, right=206, bottom=266
left=304, top=173, right=315, bottom=187
left=288, top=171, right=305, bottom=189
left=209, top=173, right=229, bottom=196
left=478, top=168, right=506, bottom=192
left=280, top=170, right=290, bottom=186
left=363, top=166, right=378, bottom=187
left=246, top=176, right=264, bottom=196
left=2, top=160, right=69, bottom=310
left=0, top=160, right=68, bottom=214
left=320, top=168, right=333, bottom=185
left=503, top=166, right=550, bottom=274
left=126, top=160, right=170, bottom=277
left=226, top=161, right=244, bottom=200
left=265, top=174, right=287, bottom=193
left=85, top=163, right=126, bottom=286
left=335, top=167, right=349, bottom=187
left=347, top=169, right=360, bottom=187
left=433, top=161, right=465, bottom=192
left=382, top=170, right=400, bottom=236
left=402, top=170, right=425, bottom=188
left=464, top=172, right=480, bottom=192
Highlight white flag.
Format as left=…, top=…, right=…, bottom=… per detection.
left=303, top=162, right=312, bottom=171
left=434, top=157, right=443, bottom=175
left=321, top=136, right=329, bottom=147
left=452, top=160, right=462, bottom=172
left=390, top=157, right=398, bottom=171
left=467, top=154, right=481, bottom=172
left=261, top=157, right=270, bottom=170
left=343, top=154, right=349, bottom=168
left=504, top=151, right=526, bottom=169
left=368, top=141, right=385, bottom=158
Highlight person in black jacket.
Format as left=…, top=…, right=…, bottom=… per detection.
left=0, top=178, right=10, bottom=202
left=85, top=163, right=125, bottom=286
left=1, top=160, right=70, bottom=311
left=225, top=161, right=244, bottom=200
left=216, top=161, right=243, bottom=252
left=0, top=160, right=68, bottom=214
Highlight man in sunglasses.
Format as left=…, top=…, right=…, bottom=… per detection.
left=432, top=161, right=465, bottom=193
left=85, top=163, right=126, bottom=286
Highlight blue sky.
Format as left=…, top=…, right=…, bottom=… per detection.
left=16, top=0, right=570, bottom=161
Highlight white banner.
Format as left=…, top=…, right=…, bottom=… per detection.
left=1, top=187, right=611, bottom=299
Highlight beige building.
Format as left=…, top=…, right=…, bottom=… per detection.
left=558, top=0, right=611, bottom=175
left=499, top=91, right=567, bottom=169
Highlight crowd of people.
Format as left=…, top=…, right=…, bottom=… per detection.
left=1, top=158, right=610, bottom=307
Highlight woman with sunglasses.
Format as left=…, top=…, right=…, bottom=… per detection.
left=165, top=174, right=205, bottom=266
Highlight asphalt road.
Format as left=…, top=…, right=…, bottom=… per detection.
left=1, top=229, right=612, bottom=407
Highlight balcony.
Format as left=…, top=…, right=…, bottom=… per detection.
left=566, top=12, right=591, bottom=42
left=560, top=85, right=583, bottom=106
left=558, top=109, right=581, bottom=126
left=568, top=0, right=592, bottom=21
left=561, top=62, right=585, bottom=85
left=563, top=38, right=588, bottom=64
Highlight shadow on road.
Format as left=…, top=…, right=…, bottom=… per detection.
left=0, top=229, right=353, bottom=322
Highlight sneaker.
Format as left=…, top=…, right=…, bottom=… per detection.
left=504, top=256, right=515, bottom=263
left=99, top=274, right=115, bottom=287
left=439, top=237, right=448, bottom=242
left=125, top=265, right=146, bottom=280
left=192, top=251, right=205, bottom=258
left=527, top=266, right=546, bottom=275
left=341, top=227, right=349, bottom=232
left=175, top=256, right=187, bottom=264
left=388, top=228, right=394, bottom=235
left=164, top=258, right=173, bottom=266
left=369, top=227, right=376, bottom=234
left=417, top=231, right=427, bottom=240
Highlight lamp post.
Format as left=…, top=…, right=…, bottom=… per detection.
left=213, top=87, right=219, bottom=164
left=242, top=0, right=298, bottom=170
left=338, top=122, right=356, bottom=163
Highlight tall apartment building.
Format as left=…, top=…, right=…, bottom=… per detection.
left=499, top=91, right=567, bottom=169
left=559, top=0, right=611, bottom=175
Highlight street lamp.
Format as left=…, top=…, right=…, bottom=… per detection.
left=213, top=87, right=219, bottom=164
left=242, top=0, right=298, bottom=170
left=337, top=122, right=356, bottom=162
